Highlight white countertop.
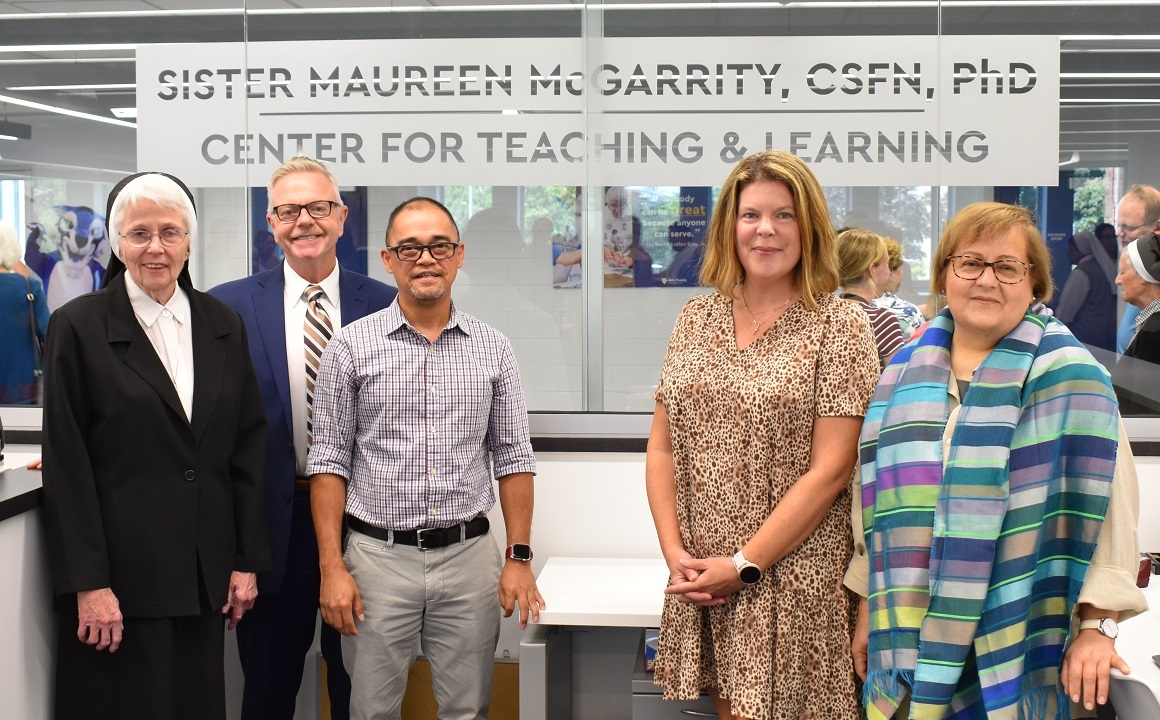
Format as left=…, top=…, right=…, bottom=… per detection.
left=534, top=557, right=668, bottom=627
left=0, top=452, right=39, bottom=473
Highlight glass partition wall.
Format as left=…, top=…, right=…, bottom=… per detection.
left=3, top=1, right=1160, bottom=439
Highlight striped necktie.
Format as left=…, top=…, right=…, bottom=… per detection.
left=304, top=284, right=333, bottom=445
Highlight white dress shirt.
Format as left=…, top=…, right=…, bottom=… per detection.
left=283, top=262, right=342, bottom=475
left=124, top=274, right=194, bottom=421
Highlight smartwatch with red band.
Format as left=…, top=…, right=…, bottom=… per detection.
left=505, top=544, right=533, bottom=561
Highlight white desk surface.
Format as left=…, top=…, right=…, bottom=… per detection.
left=1113, top=582, right=1160, bottom=690
left=0, top=452, right=39, bottom=473
left=534, top=557, right=669, bottom=627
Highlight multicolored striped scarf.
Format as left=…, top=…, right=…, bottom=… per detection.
left=859, top=306, right=1119, bottom=720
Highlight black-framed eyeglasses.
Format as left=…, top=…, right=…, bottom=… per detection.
left=119, top=228, right=189, bottom=248
left=385, top=241, right=460, bottom=262
left=1117, top=221, right=1148, bottom=234
left=947, top=255, right=1032, bottom=284
left=271, top=200, right=341, bottom=223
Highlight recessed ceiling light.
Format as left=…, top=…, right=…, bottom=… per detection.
left=111, top=107, right=138, bottom=119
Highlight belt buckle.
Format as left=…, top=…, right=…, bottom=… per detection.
left=416, top=527, right=440, bottom=551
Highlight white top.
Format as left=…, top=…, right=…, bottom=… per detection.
left=125, top=274, right=194, bottom=421
left=534, top=557, right=668, bottom=627
left=283, top=261, right=341, bottom=475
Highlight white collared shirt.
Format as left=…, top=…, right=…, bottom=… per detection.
left=283, top=261, right=342, bottom=474
left=124, top=274, right=194, bottom=421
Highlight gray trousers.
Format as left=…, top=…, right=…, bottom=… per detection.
left=342, top=527, right=502, bottom=720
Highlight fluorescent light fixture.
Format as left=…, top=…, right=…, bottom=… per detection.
left=0, top=120, right=31, bottom=141
left=1061, top=73, right=1160, bottom=79
left=1060, top=97, right=1160, bottom=103
left=0, top=93, right=136, bottom=128
left=7, top=83, right=135, bottom=92
left=0, top=44, right=136, bottom=54
left=1059, top=151, right=1079, bottom=166
left=501, top=109, right=520, bottom=115
left=111, top=107, right=138, bottom=119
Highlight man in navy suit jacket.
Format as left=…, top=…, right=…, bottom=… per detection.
left=210, top=157, right=396, bottom=720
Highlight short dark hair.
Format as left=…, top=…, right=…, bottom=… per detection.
left=385, top=197, right=459, bottom=245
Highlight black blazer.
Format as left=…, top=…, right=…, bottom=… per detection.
left=42, top=273, right=270, bottom=617
left=209, top=264, right=396, bottom=595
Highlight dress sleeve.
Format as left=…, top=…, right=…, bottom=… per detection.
left=1075, top=418, right=1148, bottom=619
left=816, top=301, right=880, bottom=418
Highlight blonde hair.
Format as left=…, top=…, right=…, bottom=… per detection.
left=836, top=228, right=885, bottom=292
left=931, top=202, right=1053, bottom=303
left=267, top=156, right=342, bottom=211
left=1124, top=184, right=1160, bottom=225
left=700, top=150, right=838, bottom=309
left=0, top=220, right=19, bottom=269
left=882, top=236, right=904, bottom=271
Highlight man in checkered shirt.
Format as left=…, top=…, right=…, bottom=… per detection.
left=307, top=197, right=543, bottom=720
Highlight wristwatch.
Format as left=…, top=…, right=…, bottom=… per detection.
left=732, top=550, right=762, bottom=585
left=1078, top=617, right=1119, bottom=639
left=505, top=544, right=533, bottom=562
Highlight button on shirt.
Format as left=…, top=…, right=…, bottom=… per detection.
left=306, top=301, right=536, bottom=530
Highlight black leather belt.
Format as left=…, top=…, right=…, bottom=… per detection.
left=346, top=515, right=489, bottom=550
left=294, top=477, right=311, bottom=493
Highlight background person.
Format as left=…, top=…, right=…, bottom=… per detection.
left=1054, top=230, right=1117, bottom=352
left=873, top=236, right=925, bottom=340
left=210, top=156, right=396, bottom=720
left=41, top=172, right=269, bottom=720
left=1112, top=234, right=1160, bottom=415
left=647, top=150, right=879, bottom=720
left=309, top=197, right=543, bottom=720
left=0, top=219, right=49, bottom=404
left=849, top=202, right=1146, bottom=720
left=603, top=186, right=636, bottom=287
left=1114, top=184, right=1160, bottom=353
left=837, top=227, right=904, bottom=366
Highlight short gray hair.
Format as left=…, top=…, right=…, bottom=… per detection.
left=109, top=173, right=198, bottom=258
left=267, top=156, right=342, bottom=212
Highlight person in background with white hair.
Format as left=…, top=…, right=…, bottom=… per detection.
left=0, top=219, right=49, bottom=404
left=603, top=185, right=636, bottom=287
left=1114, top=184, right=1160, bottom=353
left=1054, top=230, right=1117, bottom=352
left=1113, top=233, right=1160, bottom=414
left=41, top=171, right=269, bottom=720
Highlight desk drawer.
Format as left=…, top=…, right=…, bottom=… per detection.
left=632, top=693, right=717, bottom=719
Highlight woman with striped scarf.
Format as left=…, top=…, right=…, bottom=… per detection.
left=846, top=202, right=1146, bottom=720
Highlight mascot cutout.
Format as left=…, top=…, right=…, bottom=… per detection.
left=25, top=206, right=108, bottom=312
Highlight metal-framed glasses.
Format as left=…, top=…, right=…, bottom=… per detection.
left=119, top=228, right=189, bottom=248
left=947, top=255, right=1032, bottom=284
left=385, top=241, right=461, bottom=262
left=1117, top=221, right=1148, bottom=234
left=271, top=200, right=341, bottom=223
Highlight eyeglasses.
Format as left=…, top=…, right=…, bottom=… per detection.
left=119, top=228, right=188, bottom=248
left=947, top=255, right=1032, bottom=284
left=271, top=200, right=341, bottom=223
left=385, top=241, right=460, bottom=262
left=1117, top=221, right=1149, bottom=235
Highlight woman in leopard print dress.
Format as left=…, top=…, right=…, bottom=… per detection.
left=647, top=150, right=880, bottom=720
